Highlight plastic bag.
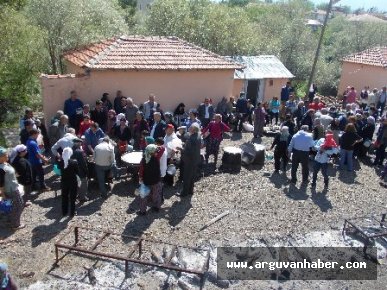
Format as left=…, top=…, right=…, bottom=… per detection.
left=76, top=175, right=81, bottom=188
left=53, top=164, right=62, bottom=176
left=138, top=183, right=151, bottom=198
left=242, top=122, right=254, bottom=132
left=0, top=199, right=12, bottom=214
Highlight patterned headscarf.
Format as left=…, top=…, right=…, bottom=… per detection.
left=9, top=144, right=27, bottom=163
left=144, top=144, right=157, bottom=164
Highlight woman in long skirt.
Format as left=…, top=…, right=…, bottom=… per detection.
left=0, top=147, right=25, bottom=230
left=138, top=144, right=162, bottom=215
left=59, top=147, right=79, bottom=217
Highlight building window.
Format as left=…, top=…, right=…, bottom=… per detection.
left=269, top=80, right=274, bottom=86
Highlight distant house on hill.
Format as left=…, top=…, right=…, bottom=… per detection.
left=338, top=46, right=387, bottom=95
left=347, top=13, right=387, bottom=23
left=40, top=36, right=242, bottom=122
left=227, top=55, right=294, bottom=104
left=137, top=0, right=153, bottom=11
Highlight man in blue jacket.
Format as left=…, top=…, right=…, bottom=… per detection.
left=64, top=90, right=83, bottom=129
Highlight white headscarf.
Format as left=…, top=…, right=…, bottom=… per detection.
left=62, top=147, right=73, bottom=169
left=9, top=144, right=27, bottom=163
left=116, top=113, right=126, bottom=126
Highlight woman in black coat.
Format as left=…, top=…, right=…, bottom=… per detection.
left=270, top=126, right=292, bottom=173
left=11, top=144, right=33, bottom=205
left=59, top=147, right=79, bottom=217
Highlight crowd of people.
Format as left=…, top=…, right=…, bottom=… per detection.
left=1, top=83, right=386, bottom=230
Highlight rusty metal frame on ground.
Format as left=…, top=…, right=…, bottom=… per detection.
left=342, top=213, right=387, bottom=253
left=54, top=225, right=210, bottom=287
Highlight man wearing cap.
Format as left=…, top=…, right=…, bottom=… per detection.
left=197, top=97, right=214, bottom=128
left=64, top=90, right=84, bottom=129
left=150, top=112, right=166, bottom=140
left=91, top=100, right=108, bottom=131
left=93, top=137, right=115, bottom=198
left=177, top=122, right=202, bottom=196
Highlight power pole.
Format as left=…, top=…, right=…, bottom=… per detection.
left=306, top=0, right=337, bottom=96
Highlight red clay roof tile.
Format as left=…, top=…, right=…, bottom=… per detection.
left=343, top=46, right=387, bottom=68
left=63, top=36, right=242, bottom=71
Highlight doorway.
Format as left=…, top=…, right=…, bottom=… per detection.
left=246, top=80, right=259, bottom=105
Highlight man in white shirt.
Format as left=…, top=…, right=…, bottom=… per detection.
left=288, top=125, right=315, bottom=184
left=93, top=137, right=115, bottom=198
left=164, top=124, right=179, bottom=159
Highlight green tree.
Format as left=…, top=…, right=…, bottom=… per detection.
left=0, top=7, right=46, bottom=123
left=25, top=0, right=128, bottom=74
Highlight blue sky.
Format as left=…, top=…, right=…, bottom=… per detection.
left=311, top=0, right=387, bottom=11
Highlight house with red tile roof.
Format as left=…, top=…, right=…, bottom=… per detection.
left=40, top=36, right=242, bottom=123
left=338, top=46, right=387, bottom=95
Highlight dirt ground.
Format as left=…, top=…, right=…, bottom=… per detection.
left=1, top=131, right=386, bottom=289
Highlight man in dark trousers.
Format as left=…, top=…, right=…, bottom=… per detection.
left=91, top=100, right=107, bottom=131
left=197, top=97, right=214, bottom=128
left=235, top=92, right=248, bottom=132
left=150, top=112, right=166, bottom=139
left=287, top=125, right=314, bottom=184
left=177, top=122, right=202, bottom=196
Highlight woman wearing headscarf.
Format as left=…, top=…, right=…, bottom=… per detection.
left=270, top=126, right=291, bottom=173
left=138, top=144, right=162, bottom=215
left=0, top=147, right=25, bottom=230
left=58, top=147, right=79, bottom=217
left=0, top=263, right=18, bottom=290
left=10, top=144, right=33, bottom=206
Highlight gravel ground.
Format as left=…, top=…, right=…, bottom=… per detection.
left=1, top=131, right=386, bottom=289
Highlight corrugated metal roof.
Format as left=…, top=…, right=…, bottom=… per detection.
left=227, top=56, right=294, bottom=79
